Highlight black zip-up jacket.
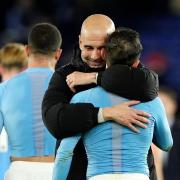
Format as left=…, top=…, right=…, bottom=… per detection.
left=42, top=46, right=158, bottom=180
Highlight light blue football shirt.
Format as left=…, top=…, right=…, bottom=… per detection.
left=71, top=86, right=173, bottom=178
left=52, top=86, right=173, bottom=180
left=0, top=68, right=56, bottom=157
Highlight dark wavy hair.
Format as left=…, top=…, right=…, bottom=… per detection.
left=105, top=27, right=142, bottom=66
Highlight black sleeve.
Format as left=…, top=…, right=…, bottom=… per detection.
left=98, top=64, right=159, bottom=102
left=148, top=147, right=157, bottom=180
left=42, top=69, right=99, bottom=139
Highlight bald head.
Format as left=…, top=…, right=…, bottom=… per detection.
left=79, top=14, right=115, bottom=69
left=80, top=14, right=115, bottom=37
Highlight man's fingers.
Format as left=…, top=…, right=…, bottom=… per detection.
left=66, top=78, right=70, bottom=84
left=66, top=72, right=74, bottom=79
left=135, top=110, right=151, bottom=118
left=135, top=115, right=149, bottom=124
left=69, top=85, right=76, bottom=93
left=66, top=79, right=76, bottom=92
left=128, top=124, right=139, bottom=133
left=133, top=120, right=147, bottom=129
left=70, top=87, right=76, bottom=93
left=66, top=79, right=74, bottom=86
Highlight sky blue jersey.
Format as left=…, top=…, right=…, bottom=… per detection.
left=71, top=86, right=173, bottom=178
left=0, top=68, right=56, bottom=157
left=53, top=87, right=173, bottom=180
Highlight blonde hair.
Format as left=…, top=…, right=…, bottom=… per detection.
left=0, top=43, right=28, bottom=70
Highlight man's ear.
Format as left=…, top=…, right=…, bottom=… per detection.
left=0, top=65, right=4, bottom=75
left=79, top=35, right=82, bottom=50
left=54, top=48, right=62, bottom=63
left=131, top=59, right=140, bottom=68
left=25, top=45, right=30, bottom=57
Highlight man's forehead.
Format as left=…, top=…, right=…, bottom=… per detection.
left=81, top=29, right=108, bottom=37
left=80, top=31, right=107, bottom=42
left=81, top=38, right=106, bottom=49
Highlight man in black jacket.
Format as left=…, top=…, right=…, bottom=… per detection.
left=42, top=14, right=158, bottom=180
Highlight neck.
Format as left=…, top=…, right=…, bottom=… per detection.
left=28, top=54, right=52, bottom=68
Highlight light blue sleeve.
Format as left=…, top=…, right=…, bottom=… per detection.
left=53, top=91, right=87, bottom=180
left=153, top=98, right=173, bottom=151
left=53, top=135, right=81, bottom=180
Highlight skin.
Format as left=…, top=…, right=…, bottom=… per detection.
left=25, top=45, right=62, bottom=69
left=79, top=14, right=115, bottom=68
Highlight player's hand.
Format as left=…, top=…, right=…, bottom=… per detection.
left=66, top=71, right=97, bottom=92
left=103, top=100, right=151, bottom=133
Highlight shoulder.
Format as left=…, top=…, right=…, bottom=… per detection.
left=55, top=63, right=78, bottom=77
left=143, top=97, right=163, bottom=108
left=0, top=80, right=10, bottom=104
left=0, top=71, right=29, bottom=93
left=149, top=97, right=164, bottom=106
left=146, top=97, right=166, bottom=118
left=9, top=71, right=26, bottom=82
left=50, top=64, right=77, bottom=84
left=0, top=82, right=6, bottom=96
left=71, top=87, right=103, bottom=102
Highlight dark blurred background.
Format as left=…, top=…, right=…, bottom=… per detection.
left=0, top=1, right=180, bottom=180
left=0, top=0, right=180, bottom=115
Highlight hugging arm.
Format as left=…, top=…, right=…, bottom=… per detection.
left=42, top=70, right=98, bottom=139
left=98, top=64, right=159, bottom=101
left=153, top=99, right=173, bottom=151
